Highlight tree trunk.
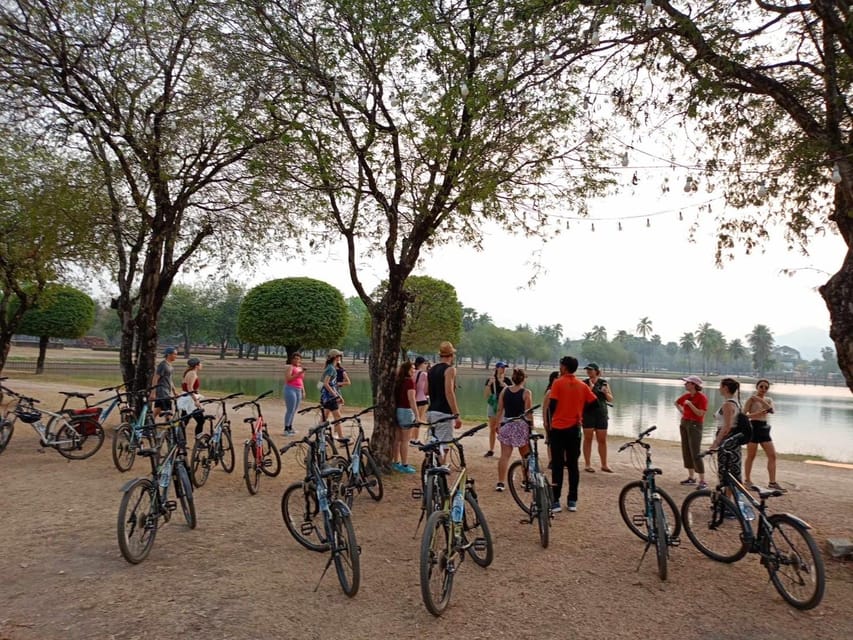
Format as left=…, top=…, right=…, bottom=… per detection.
left=820, top=195, right=853, bottom=392
left=35, top=336, right=48, bottom=374
left=0, top=332, right=12, bottom=374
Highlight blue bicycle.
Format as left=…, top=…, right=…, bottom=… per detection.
left=112, top=387, right=158, bottom=472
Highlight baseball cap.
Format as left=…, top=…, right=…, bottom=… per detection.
left=414, top=356, right=426, bottom=366
left=495, top=361, right=508, bottom=369
left=327, top=349, right=343, bottom=358
left=439, top=341, right=456, bottom=356
left=584, top=363, right=600, bottom=371
left=682, top=375, right=704, bottom=388
left=187, top=357, right=201, bottom=367
left=163, top=346, right=177, bottom=356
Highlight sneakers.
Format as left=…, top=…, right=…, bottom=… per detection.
left=697, top=481, right=708, bottom=489
left=679, top=477, right=697, bottom=485
left=768, top=482, right=787, bottom=493
left=567, top=501, right=578, bottom=512
left=495, top=482, right=505, bottom=492
left=550, top=502, right=562, bottom=513
left=283, top=428, right=296, bottom=437
left=391, top=462, right=404, bottom=473
left=401, top=464, right=416, bottom=474
left=484, top=450, right=495, bottom=458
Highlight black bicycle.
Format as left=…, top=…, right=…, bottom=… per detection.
left=616, top=426, right=682, bottom=581
left=681, top=435, right=825, bottom=610
left=327, top=407, right=384, bottom=507
left=189, top=392, right=242, bottom=488
left=116, top=412, right=197, bottom=564
left=410, top=414, right=462, bottom=525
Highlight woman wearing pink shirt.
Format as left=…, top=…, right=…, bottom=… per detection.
left=283, top=353, right=305, bottom=437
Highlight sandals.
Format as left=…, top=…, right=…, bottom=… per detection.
left=679, top=478, right=697, bottom=485
left=768, top=482, right=787, bottom=492
left=601, top=467, right=614, bottom=473
left=584, top=467, right=595, bottom=473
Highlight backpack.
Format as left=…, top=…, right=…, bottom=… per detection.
left=728, top=400, right=753, bottom=442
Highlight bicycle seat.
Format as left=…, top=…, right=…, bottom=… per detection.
left=60, top=391, right=93, bottom=399
left=320, top=465, right=343, bottom=478
left=335, top=437, right=352, bottom=446
left=530, top=433, right=545, bottom=441
left=137, top=448, right=159, bottom=458
left=643, top=467, right=663, bottom=476
left=426, top=465, right=451, bottom=477
left=243, top=417, right=256, bottom=424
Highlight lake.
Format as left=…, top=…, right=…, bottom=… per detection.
left=202, top=370, right=853, bottom=463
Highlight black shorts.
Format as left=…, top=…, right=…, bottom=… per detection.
left=322, top=398, right=340, bottom=412
left=749, top=421, right=772, bottom=444
left=154, top=398, right=173, bottom=413
left=416, top=400, right=429, bottom=407
left=582, top=418, right=608, bottom=430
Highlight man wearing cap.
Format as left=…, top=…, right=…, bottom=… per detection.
left=413, top=356, right=430, bottom=423
left=150, top=346, right=179, bottom=418
left=427, top=341, right=462, bottom=441
left=483, top=361, right=512, bottom=458
left=547, top=356, right=597, bottom=512
left=675, top=375, right=709, bottom=488
left=582, top=363, right=614, bottom=473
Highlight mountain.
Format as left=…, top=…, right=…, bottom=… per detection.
left=775, top=326, right=833, bottom=361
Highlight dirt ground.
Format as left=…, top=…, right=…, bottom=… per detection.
left=1, top=377, right=851, bottom=640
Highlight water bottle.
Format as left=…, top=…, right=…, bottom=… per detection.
left=736, top=490, right=755, bottom=521
left=158, top=459, right=173, bottom=488
left=317, top=479, right=329, bottom=512
left=451, top=491, right=465, bottom=523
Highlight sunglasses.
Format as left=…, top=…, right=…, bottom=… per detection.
left=758, top=385, right=769, bottom=390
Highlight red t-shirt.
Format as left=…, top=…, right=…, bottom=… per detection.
left=676, top=392, right=708, bottom=421
left=396, top=377, right=415, bottom=409
left=549, top=374, right=597, bottom=429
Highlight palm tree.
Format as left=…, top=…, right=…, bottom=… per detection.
left=728, top=339, right=747, bottom=374
left=748, top=324, right=775, bottom=376
left=679, top=332, right=696, bottom=372
left=590, top=325, right=607, bottom=342
left=636, top=317, right=653, bottom=372
left=695, top=323, right=721, bottom=375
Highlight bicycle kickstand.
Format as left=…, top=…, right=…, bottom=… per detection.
left=635, top=542, right=652, bottom=573
left=314, top=553, right=336, bottom=592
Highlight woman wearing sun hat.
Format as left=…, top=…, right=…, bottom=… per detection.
left=483, top=361, right=512, bottom=458
left=674, top=375, right=709, bottom=488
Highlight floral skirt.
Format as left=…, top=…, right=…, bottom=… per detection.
left=498, top=419, right=530, bottom=448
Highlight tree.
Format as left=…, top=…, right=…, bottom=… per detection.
left=207, top=281, right=245, bottom=360
left=573, top=1, right=853, bottom=390
left=237, top=278, right=348, bottom=360
left=17, top=284, right=95, bottom=374
left=159, top=284, right=211, bottom=358
left=728, top=339, right=748, bottom=375
left=679, top=332, right=696, bottom=372
left=398, top=277, right=462, bottom=358
left=748, top=324, right=775, bottom=376
left=0, top=1, right=288, bottom=391
left=240, top=1, right=612, bottom=462
left=636, top=316, right=653, bottom=372
left=341, top=297, right=371, bottom=359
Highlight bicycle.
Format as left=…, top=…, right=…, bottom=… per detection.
left=615, top=425, right=682, bottom=581
left=116, top=412, right=197, bottom=563
left=279, top=421, right=360, bottom=597
left=0, top=383, right=105, bottom=459
left=327, top=406, right=384, bottom=507
left=502, top=405, right=553, bottom=549
left=233, top=390, right=281, bottom=495
left=189, top=392, right=242, bottom=488
left=409, top=414, right=463, bottom=524
left=416, top=422, right=493, bottom=616
left=681, top=434, right=826, bottom=610
left=111, top=386, right=160, bottom=472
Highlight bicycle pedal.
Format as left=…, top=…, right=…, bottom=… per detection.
left=164, top=500, right=177, bottom=512
left=632, top=515, right=646, bottom=527
left=472, top=537, right=488, bottom=552
left=411, top=488, right=423, bottom=500
left=670, top=537, right=680, bottom=547
left=262, top=459, right=273, bottom=467
left=300, top=522, right=316, bottom=536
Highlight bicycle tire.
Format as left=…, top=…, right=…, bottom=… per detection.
left=219, top=425, right=235, bottom=473
left=54, top=420, right=105, bottom=460
left=424, top=473, right=447, bottom=517
left=117, top=478, right=158, bottom=564
left=280, top=481, right=329, bottom=552
left=618, top=480, right=682, bottom=541
left=681, top=489, right=749, bottom=563
left=653, top=498, right=668, bottom=581
left=765, top=513, right=825, bottom=610
left=190, top=434, right=212, bottom=488
left=462, top=492, right=493, bottom=567
left=419, top=509, right=454, bottom=616
left=259, top=431, right=281, bottom=477
left=507, top=459, right=530, bottom=514
left=243, top=441, right=260, bottom=495
left=112, top=423, right=136, bottom=472
left=174, top=462, right=197, bottom=529
left=0, top=418, right=15, bottom=454
left=536, top=482, right=550, bottom=549
left=360, top=449, right=384, bottom=501
left=330, top=502, right=360, bottom=597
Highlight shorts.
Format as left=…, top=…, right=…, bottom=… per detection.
left=749, top=421, right=772, bottom=444
left=426, top=411, right=454, bottom=443
left=416, top=400, right=429, bottom=407
left=487, top=403, right=498, bottom=419
left=396, top=408, right=416, bottom=428
left=582, top=418, right=608, bottom=431
left=154, top=398, right=173, bottom=413
left=497, top=419, right=530, bottom=448
left=322, top=397, right=340, bottom=412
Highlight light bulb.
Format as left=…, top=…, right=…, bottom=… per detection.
left=590, top=31, right=600, bottom=46
left=631, top=172, right=639, bottom=186
left=495, top=69, right=505, bottom=82
left=831, top=163, right=842, bottom=184
left=757, top=182, right=768, bottom=197
left=585, top=129, right=594, bottom=143
left=618, top=221, right=623, bottom=231
left=621, top=152, right=629, bottom=167
left=460, top=82, right=469, bottom=98
left=683, top=176, right=693, bottom=192
left=543, top=53, right=552, bottom=67
left=646, top=218, right=651, bottom=228
left=644, top=0, right=655, bottom=16
left=591, top=222, right=595, bottom=232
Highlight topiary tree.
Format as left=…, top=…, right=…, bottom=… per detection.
left=18, top=284, right=95, bottom=374
left=237, top=278, right=348, bottom=360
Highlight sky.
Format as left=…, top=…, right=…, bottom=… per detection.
left=245, top=184, right=844, bottom=351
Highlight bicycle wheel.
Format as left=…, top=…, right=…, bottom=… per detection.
left=507, top=460, right=530, bottom=514
left=462, top=492, right=494, bottom=567
left=423, top=474, right=446, bottom=517
left=536, top=482, right=550, bottom=549
left=243, top=441, right=261, bottom=494
left=618, top=481, right=682, bottom=541
left=117, top=478, right=158, bottom=564
left=174, top=462, right=197, bottom=529
left=280, top=481, right=329, bottom=552
left=653, top=499, right=668, bottom=581
left=419, top=510, right=454, bottom=617
left=0, top=418, right=14, bottom=454
left=681, top=489, right=749, bottom=563
left=259, top=432, right=281, bottom=477
left=112, top=423, right=136, bottom=472
left=54, top=420, right=105, bottom=460
left=330, top=502, right=360, bottom=597
left=190, top=434, right=212, bottom=488
left=764, top=514, right=825, bottom=610
left=359, top=449, right=384, bottom=501
left=219, top=426, right=235, bottom=473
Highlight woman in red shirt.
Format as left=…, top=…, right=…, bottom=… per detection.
left=675, top=375, right=709, bottom=488
left=393, top=360, right=418, bottom=474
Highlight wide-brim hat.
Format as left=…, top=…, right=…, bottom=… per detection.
left=682, top=375, right=704, bottom=389
left=327, top=349, right=343, bottom=358
left=439, top=341, right=456, bottom=357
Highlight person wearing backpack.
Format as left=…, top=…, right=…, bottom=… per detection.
left=483, top=361, right=512, bottom=458
left=710, top=377, right=746, bottom=485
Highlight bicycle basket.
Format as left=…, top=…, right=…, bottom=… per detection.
left=15, top=406, right=41, bottom=423
left=69, top=407, right=102, bottom=436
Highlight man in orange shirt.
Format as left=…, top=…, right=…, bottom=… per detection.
left=548, top=355, right=597, bottom=512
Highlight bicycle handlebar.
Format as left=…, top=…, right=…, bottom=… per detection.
left=0, top=386, right=39, bottom=404
left=500, top=404, right=541, bottom=425
left=411, top=414, right=459, bottom=428
left=200, top=392, right=243, bottom=405
left=414, top=422, right=488, bottom=451
left=98, top=381, right=131, bottom=393
left=333, top=405, right=376, bottom=424
left=232, top=389, right=273, bottom=410
left=297, top=404, right=324, bottom=415
left=617, top=425, right=657, bottom=452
